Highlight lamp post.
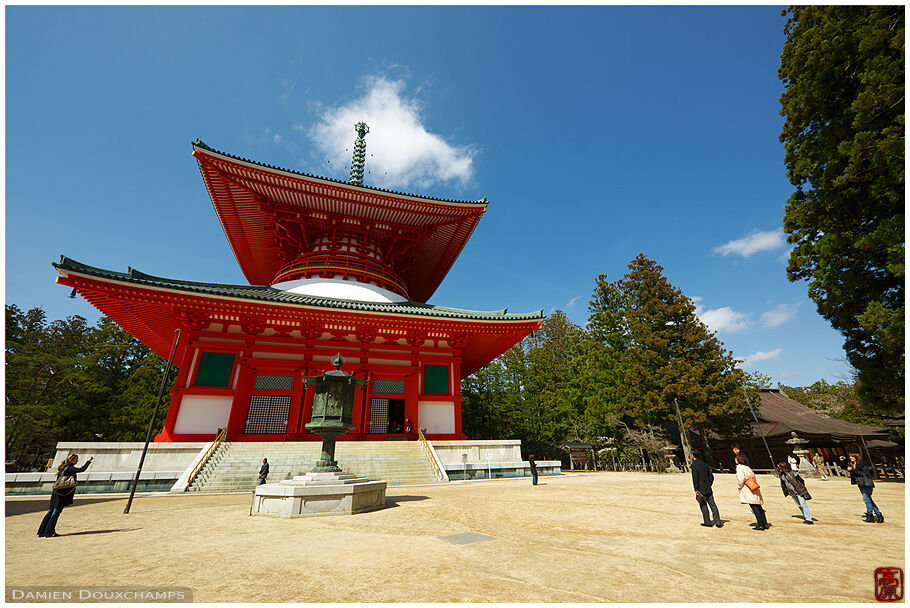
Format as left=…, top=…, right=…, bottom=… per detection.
left=302, top=353, right=367, bottom=473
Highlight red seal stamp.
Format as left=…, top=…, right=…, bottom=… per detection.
left=875, top=567, right=903, bottom=602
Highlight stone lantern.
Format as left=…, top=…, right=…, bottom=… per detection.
left=785, top=431, right=818, bottom=478
left=251, top=354, right=387, bottom=517
left=303, top=353, right=366, bottom=473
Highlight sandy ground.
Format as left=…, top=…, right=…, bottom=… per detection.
left=5, top=472, right=904, bottom=603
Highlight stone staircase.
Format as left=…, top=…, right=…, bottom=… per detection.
left=185, top=441, right=439, bottom=493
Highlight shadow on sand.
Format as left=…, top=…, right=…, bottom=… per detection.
left=384, top=495, right=429, bottom=508
left=6, top=496, right=125, bottom=517
left=56, top=528, right=141, bottom=536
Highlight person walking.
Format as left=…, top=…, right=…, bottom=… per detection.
left=777, top=462, right=814, bottom=524
left=258, top=458, right=269, bottom=486
left=37, top=453, right=93, bottom=537
left=528, top=454, right=538, bottom=486
left=736, top=454, right=769, bottom=530
left=690, top=450, right=722, bottom=528
left=846, top=453, right=883, bottom=523
left=812, top=452, right=829, bottom=481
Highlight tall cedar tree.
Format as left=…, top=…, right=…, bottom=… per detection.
left=582, top=274, right=630, bottom=438
left=611, top=255, right=749, bottom=438
left=779, top=6, right=904, bottom=415
left=5, top=305, right=174, bottom=471
left=523, top=311, right=584, bottom=459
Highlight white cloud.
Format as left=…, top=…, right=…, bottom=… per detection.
left=698, top=306, right=751, bottom=334
left=760, top=303, right=800, bottom=328
left=737, top=348, right=783, bottom=368
left=564, top=296, right=582, bottom=310
left=309, top=76, right=476, bottom=190
left=713, top=229, right=786, bottom=257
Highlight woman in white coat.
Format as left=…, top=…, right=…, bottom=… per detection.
left=736, top=454, right=769, bottom=530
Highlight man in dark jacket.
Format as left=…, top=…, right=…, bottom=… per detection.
left=258, top=458, right=269, bottom=485
left=690, top=450, right=722, bottom=528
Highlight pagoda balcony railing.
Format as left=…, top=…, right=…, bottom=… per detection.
left=272, top=251, right=408, bottom=298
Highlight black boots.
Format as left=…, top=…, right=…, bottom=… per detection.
left=864, top=513, right=876, bottom=522
left=876, top=513, right=884, bottom=523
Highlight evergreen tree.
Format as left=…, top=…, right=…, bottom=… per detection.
left=779, top=6, right=904, bottom=414
left=5, top=305, right=175, bottom=471
left=588, top=255, right=749, bottom=441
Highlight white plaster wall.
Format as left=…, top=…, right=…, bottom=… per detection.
left=173, top=395, right=233, bottom=435
left=417, top=402, right=455, bottom=435
left=431, top=440, right=524, bottom=464
left=271, top=277, right=406, bottom=303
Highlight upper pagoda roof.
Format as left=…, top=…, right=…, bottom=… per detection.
left=192, top=140, right=488, bottom=302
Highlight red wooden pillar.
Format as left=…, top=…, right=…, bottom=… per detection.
left=286, top=372, right=306, bottom=439
left=404, top=368, right=420, bottom=438
left=227, top=364, right=255, bottom=440
left=452, top=356, right=464, bottom=439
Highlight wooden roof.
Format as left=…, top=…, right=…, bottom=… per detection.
left=753, top=389, right=889, bottom=441
left=54, top=257, right=542, bottom=378
left=192, top=140, right=488, bottom=303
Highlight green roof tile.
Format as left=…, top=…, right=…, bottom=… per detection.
left=55, top=256, right=544, bottom=322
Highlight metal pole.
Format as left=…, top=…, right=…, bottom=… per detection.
left=742, top=385, right=776, bottom=473
left=124, top=329, right=181, bottom=514
left=673, top=398, right=692, bottom=469
left=859, top=434, right=878, bottom=477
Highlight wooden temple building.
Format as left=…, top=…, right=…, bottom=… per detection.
left=708, top=388, right=892, bottom=472
left=55, top=124, right=543, bottom=443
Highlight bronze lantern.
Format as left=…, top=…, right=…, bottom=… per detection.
left=303, top=353, right=367, bottom=472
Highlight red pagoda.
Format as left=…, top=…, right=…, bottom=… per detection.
left=55, top=123, right=542, bottom=442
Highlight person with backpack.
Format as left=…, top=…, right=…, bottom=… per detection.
left=777, top=462, right=814, bottom=524
left=846, top=453, right=883, bottom=523
left=37, top=453, right=92, bottom=537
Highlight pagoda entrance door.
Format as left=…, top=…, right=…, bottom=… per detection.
left=368, top=377, right=407, bottom=436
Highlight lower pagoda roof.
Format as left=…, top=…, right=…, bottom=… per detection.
left=54, top=257, right=543, bottom=377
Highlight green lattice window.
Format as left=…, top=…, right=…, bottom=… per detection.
left=254, top=374, right=293, bottom=391
left=423, top=364, right=449, bottom=395
left=373, top=379, right=404, bottom=394
left=194, top=352, right=236, bottom=387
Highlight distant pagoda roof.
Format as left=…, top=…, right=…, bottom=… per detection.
left=192, top=139, right=488, bottom=303
left=54, top=257, right=543, bottom=377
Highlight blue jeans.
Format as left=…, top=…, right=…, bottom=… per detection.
left=860, top=487, right=880, bottom=515
left=531, top=471, right=538, bottom=485
left=791, top=494, right=812, bottom=521
left=258, top=478, right=266, bottom=485
left=37, top=507, right=61, bottom=536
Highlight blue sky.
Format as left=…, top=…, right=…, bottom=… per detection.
left=6, top=6, right=853, bottom=386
